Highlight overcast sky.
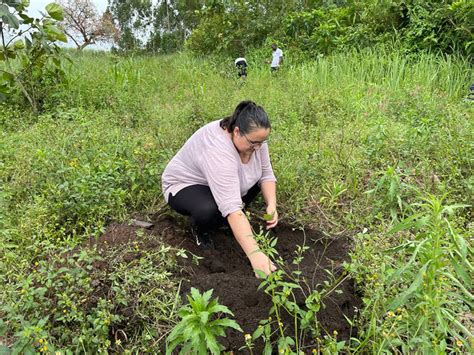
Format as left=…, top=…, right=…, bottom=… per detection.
left=28, top=0, right=108, bottom=17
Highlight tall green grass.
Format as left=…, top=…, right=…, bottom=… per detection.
left=0, top=48, right=472, bottom=352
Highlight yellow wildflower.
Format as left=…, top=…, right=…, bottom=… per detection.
left=244, top=334, right=252, bottom=341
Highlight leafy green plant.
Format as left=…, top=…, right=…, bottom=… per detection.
left=366, top=166, right=413, bottom=222
left=0, top=234, right=180, bottom=353
left=384, top=194, right=472, bottom=352
left=0, top=0, right=68, bottom=112
left=0, top=248, right=118, bottom=353
left=353, top=194, right=473, bottom=353
left=320, top=180, right=348, bottom=207
left=249, top=229, right=350, bottom=354
left=166, top=287, right=242, bottom=355
left=0, top=44, right=472, bottom=353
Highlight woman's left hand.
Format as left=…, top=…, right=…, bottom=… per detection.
left=265, top=207, right=278, bottom=229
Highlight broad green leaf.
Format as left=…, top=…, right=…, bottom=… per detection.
left=207, top=304, right=233, bottom=315
left=209, top=318, right=242, bottom=332
left=190, top=287, right=201, bottom=300
left=0, top=4, right=9, bottom=17
left=214, top=327, right=225, bottom=337
left=0, top=5, right=20, bottom=29
left=203, top=328, right=220, bottom=355
left=45, top=3, right=64, bottom=21
left=18, top=12, right=32, bottom=21
left=202, top=288, right=214, bottom=305
left=252, top=325, right=264, bottom=338
left=44, top=25, right=67, bottom=42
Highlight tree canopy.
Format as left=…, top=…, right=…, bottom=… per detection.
left=107, top=0, right=473, bottom=58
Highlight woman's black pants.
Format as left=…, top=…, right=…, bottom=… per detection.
left=168, top=183, right=260, bottom=235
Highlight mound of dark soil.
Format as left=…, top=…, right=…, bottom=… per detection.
left=94, top=215, right=361, bottom=353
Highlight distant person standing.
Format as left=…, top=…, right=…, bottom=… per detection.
left=235, top=57, right=247, bottom=78
left=269, top=43, right=283, bottom=72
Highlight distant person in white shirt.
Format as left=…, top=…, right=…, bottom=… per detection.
left=234, top=57, right=247, bottom=78
left=269, top=43, right=283, bottom=72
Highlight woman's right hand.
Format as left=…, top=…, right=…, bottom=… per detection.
left=248, top=251, right=276, bottom=278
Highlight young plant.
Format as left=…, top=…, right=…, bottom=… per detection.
left=355, top=194, right=473, bottom=353
left=166, top=287, right=242, bottom=355
left=251, top=229, right=350, bottom=354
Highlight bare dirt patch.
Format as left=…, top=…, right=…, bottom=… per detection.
left=92, top=215, right=361, bottom=353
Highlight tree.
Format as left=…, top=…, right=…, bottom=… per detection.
left=109, top=0, right=154, bottom=51
left=0, top=0, right=68, bottom=113
left=186, top=0, right=300, bottom=55
left=109, top=0, right=204, bottom=53
left=59, top=0, right=119, bottom=50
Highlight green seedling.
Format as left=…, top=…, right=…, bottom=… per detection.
left=166, top=288, right=242, bottom=355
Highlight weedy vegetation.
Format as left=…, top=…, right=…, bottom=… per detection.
left=0, top=23, right=472, bottom=353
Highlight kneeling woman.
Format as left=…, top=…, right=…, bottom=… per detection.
left=161, top=101, right=278, bottom=277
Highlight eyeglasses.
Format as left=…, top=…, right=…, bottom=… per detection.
left=242, top=133, right=268, bottom=148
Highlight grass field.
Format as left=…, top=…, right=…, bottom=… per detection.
left=1, top=49, right=472, bottom=353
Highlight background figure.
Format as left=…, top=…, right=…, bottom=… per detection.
left=468, top=83, right=474, bottom=101
left=235, top=57, right=247, bottom=78
left=270, top=43, right=283, bottom=72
